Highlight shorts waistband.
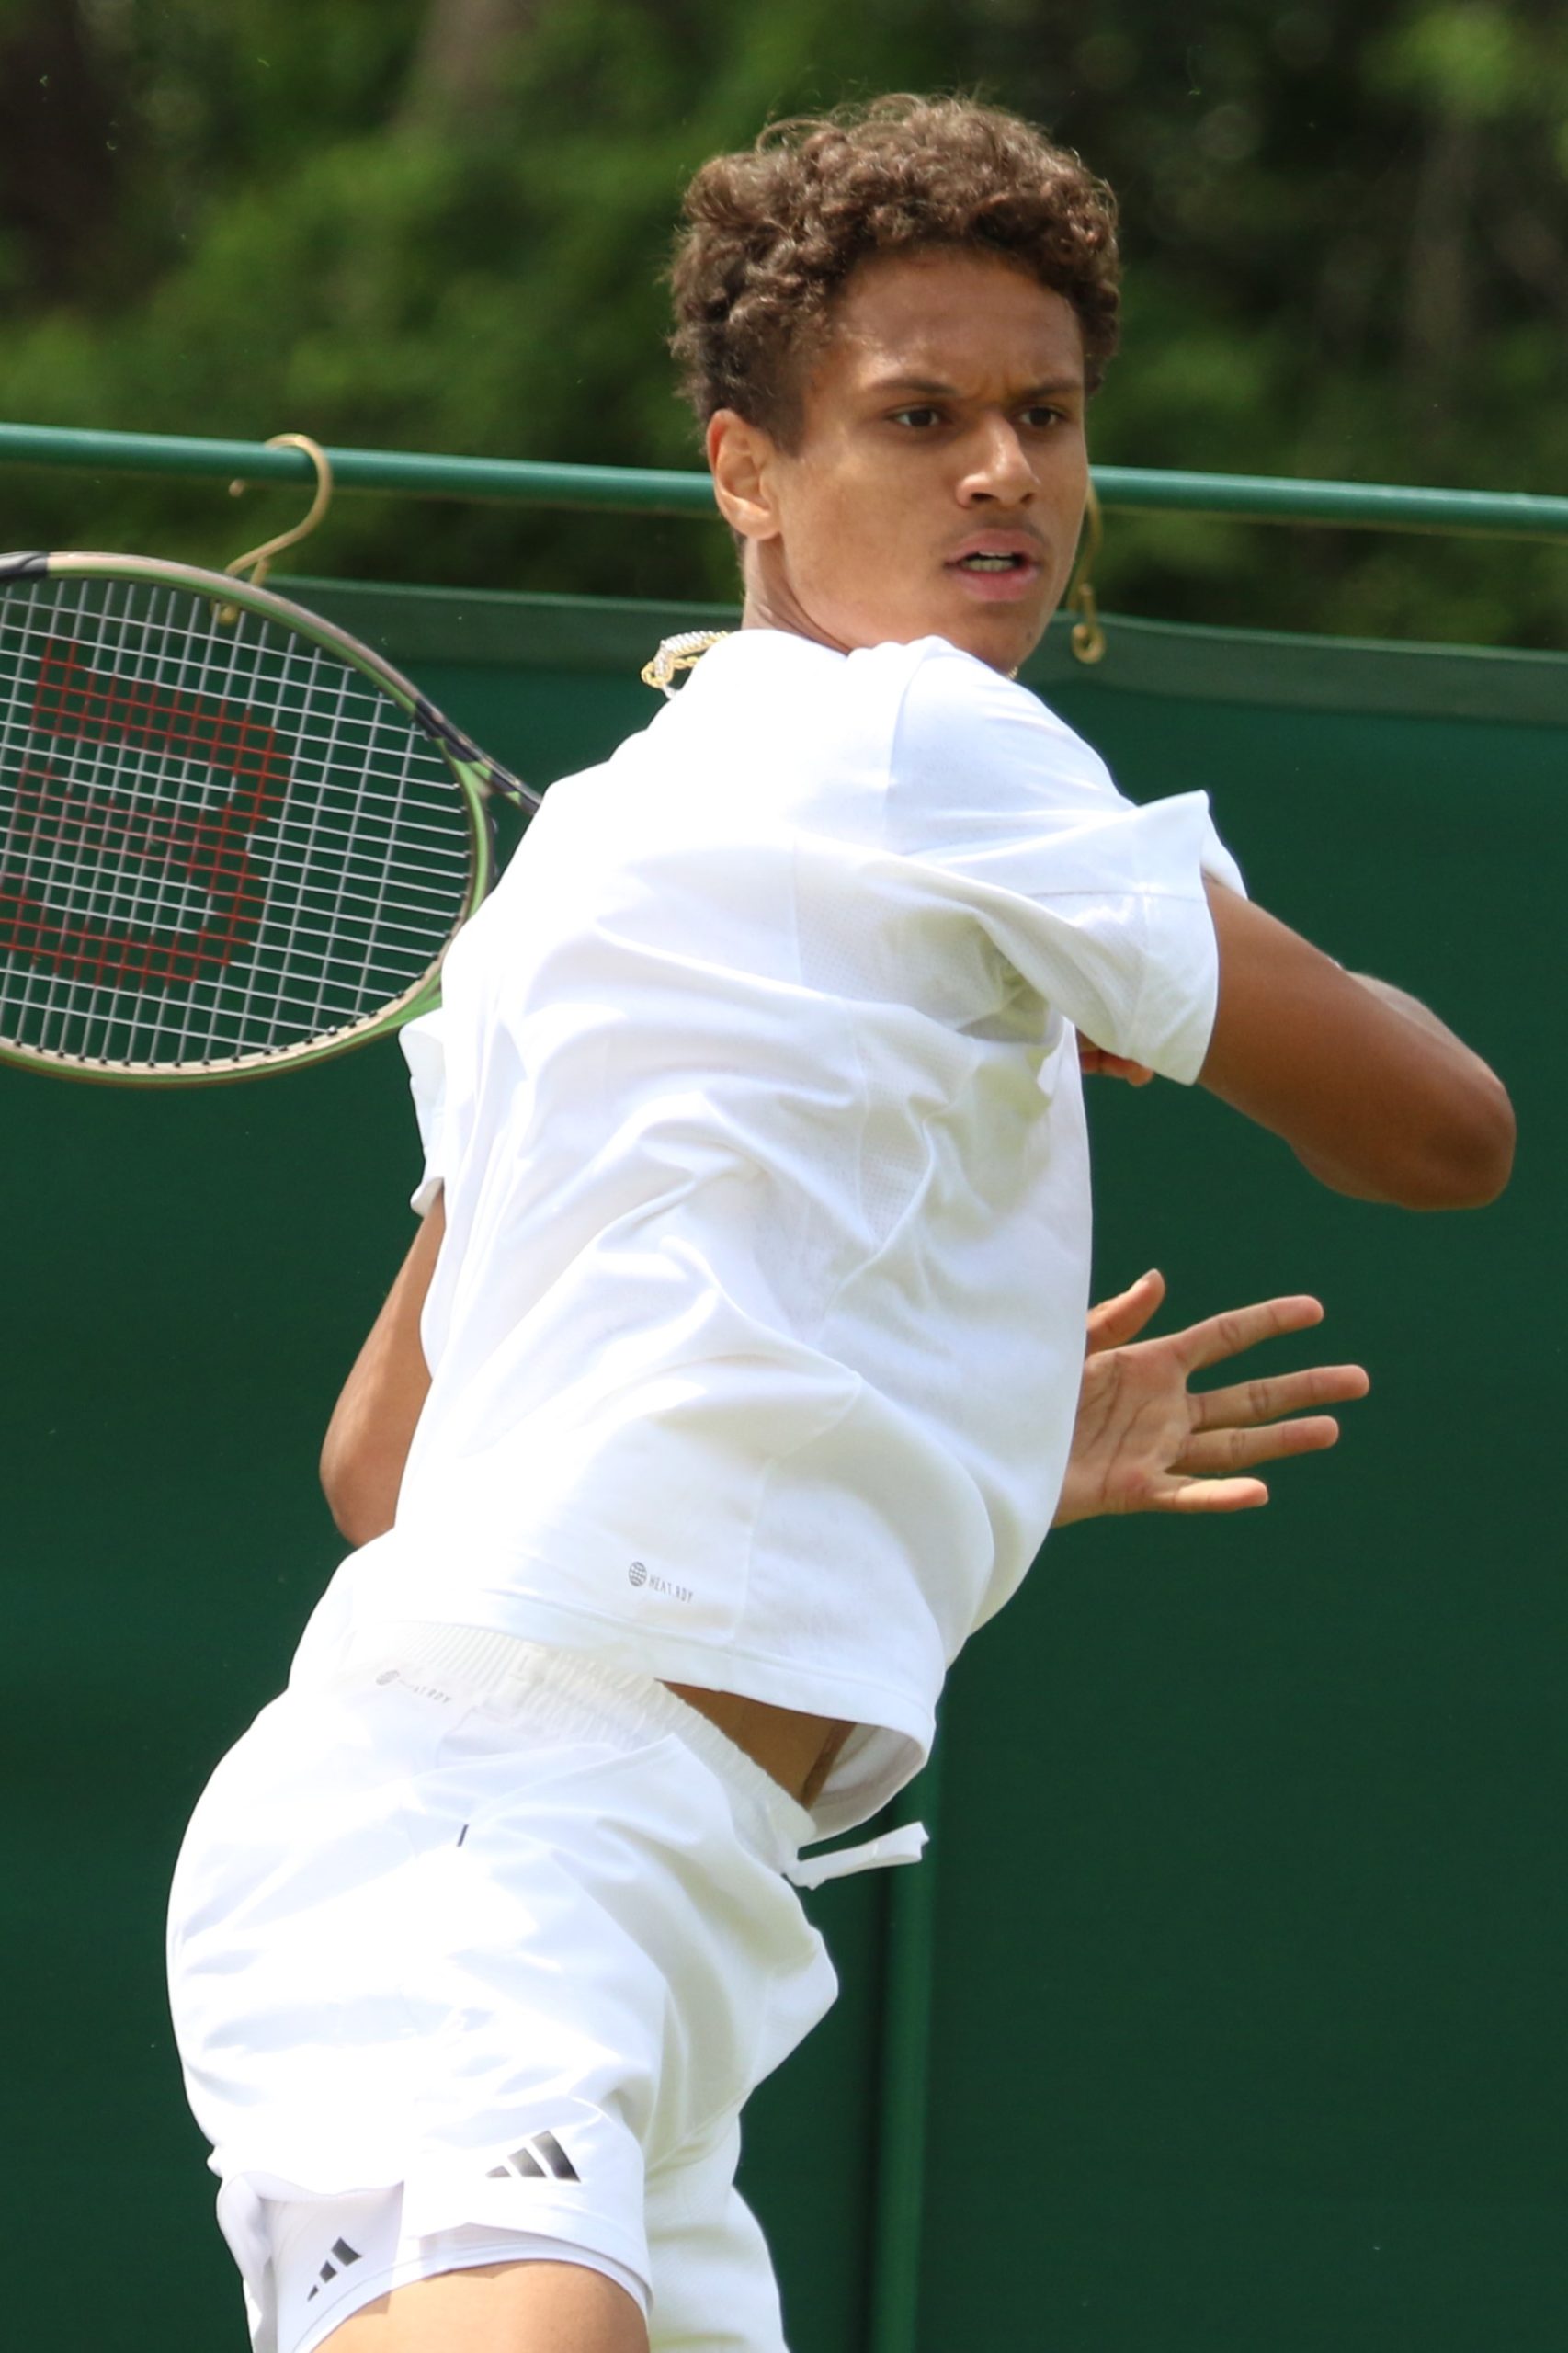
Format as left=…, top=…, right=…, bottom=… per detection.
left=338, top=1620, right=818, bottom=1873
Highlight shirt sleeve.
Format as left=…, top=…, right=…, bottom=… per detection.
left=885, top=642, right=1244, bottom=1085
left=399, top=1007, right=448, bottom=1215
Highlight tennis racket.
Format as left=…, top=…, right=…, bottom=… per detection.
left=0, top=551, right=540, bottom=1084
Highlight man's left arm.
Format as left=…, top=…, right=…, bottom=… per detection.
left=319, top=1196, right=442, bottom=1548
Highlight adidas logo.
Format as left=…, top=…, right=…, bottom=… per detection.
left=486, top=2130, right=580, bottom=2184
left=305, top=2238, right=362, bottom=2302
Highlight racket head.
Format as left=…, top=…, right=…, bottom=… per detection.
left=0, top=551, right=537, bottom=1085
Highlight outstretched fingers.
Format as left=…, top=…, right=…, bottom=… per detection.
left=1176, top=1414, right=1345, bottom=1475
left=1190, top=1360, right=1369, bottom=1433
left=1154, top=1472, right=1272, bottom=1513
left=1065, top=1280, right=1370, bottom=1526
left=1176, top=1293, right=1327, bottom=1373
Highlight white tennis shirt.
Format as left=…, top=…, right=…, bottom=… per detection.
left=334, top=631, right=1243, bottom=1833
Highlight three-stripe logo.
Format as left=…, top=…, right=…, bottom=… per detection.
left=487, top=2130, right=580, bottom=2183
left=305, top=2237, right=362, bottom=2302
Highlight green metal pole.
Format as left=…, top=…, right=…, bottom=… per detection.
left=3, top=420, right=1568, bottom=540
left=868, top=1743, right=944, bottom=2353
left=0, top=423, right=717, bottom=516
left=1093, top=463, right=1568, bottom=540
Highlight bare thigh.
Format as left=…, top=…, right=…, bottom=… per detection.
left=319, top=2257, right=650, bottom=2353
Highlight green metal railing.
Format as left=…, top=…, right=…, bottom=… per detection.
left=2, top=419, right=1567, bottom=541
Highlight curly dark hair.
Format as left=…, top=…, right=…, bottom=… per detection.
left=670, top=95, right=1120, bottom=445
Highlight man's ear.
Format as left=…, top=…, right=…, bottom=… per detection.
left=707, top=409, right=781, bottom=543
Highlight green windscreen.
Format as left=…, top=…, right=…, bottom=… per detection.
left=4, top=582, right=1560, bottom=2352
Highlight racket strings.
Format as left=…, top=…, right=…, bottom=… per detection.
left=0, top=574, right=476, bottom=1066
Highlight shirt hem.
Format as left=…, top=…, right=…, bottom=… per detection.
left=301, top=1551, right=935, bottom=1837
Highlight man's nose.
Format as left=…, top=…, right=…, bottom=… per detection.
left=959, top=417, right=1037, bottom=505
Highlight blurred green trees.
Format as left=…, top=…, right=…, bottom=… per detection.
left=0, top=0, right=1563, bottom=642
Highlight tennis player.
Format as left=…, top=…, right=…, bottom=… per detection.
left=167, top=97, right=1514, bottom=2353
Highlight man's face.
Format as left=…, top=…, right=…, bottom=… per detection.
left=712, top=246, right=1089, bottom=675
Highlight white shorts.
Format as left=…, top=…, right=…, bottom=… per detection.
left=167, top=1627, right=839, bottom=2353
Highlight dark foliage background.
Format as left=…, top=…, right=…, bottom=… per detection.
left=1, top=0, right=1563, bottom=642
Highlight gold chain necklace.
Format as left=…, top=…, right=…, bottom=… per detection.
left=640, top=629, right=732, bottom=697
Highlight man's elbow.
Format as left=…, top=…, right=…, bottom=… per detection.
left=1414, top=1068, right=1517, bottom=1209
left=1343, top=1069, right=1517, bottom=1211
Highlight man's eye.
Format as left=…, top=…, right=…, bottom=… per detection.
left=1021, top=405, right=1065, bottom=430
left=890, top=406, right=944, bottom=429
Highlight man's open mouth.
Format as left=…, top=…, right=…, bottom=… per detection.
left=944, top=540, right=1044, bottom=598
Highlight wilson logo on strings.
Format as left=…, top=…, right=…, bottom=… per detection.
left=0, top=638, right=289, bottom=989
